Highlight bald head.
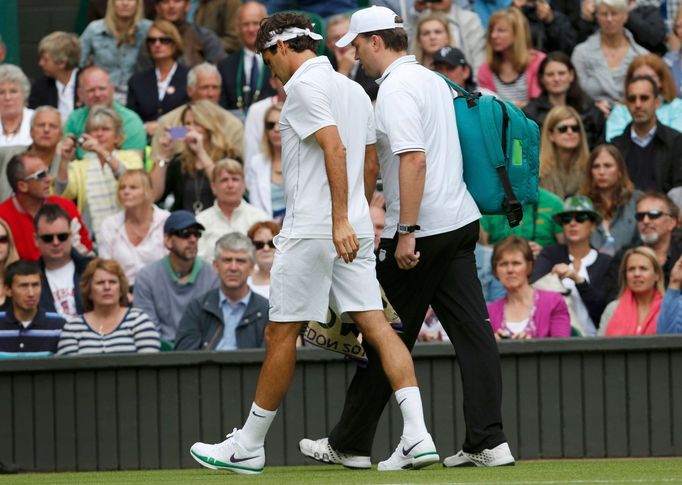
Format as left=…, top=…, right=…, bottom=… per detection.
left=238, top=1, right=267, bottom=51
left=78, top=67, right=114, bottom=108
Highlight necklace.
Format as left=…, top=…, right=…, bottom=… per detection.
left=192, top=171, right=205, bottom=214
left=1, top=112, right=23, bottom=138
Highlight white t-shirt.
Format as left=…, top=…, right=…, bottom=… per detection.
left=45, top=260, right=78, bottom=319
left=279, top=56, right=374, bottom=239
left=374, top=55, right=480, bottom=238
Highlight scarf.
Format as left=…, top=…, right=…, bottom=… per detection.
left=606, top=288, right=662, bottom=336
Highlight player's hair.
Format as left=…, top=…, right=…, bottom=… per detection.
left=256, top=12, right=320, bottom=54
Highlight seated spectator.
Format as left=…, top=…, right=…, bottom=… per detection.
left=488, top=236, right=570, bottom=339
left=80, top=0, right=152, bottom=104
left=523, top=52, right=605, bottom=148
left=432, top=47, right=489, bottom=95
left=581, top=144, right=642, bottom=255
left=0, top=219, right=19, bottom=308
left=532, top=195, right=612, bottom=335
left=126, top=19, right=190, bottom=137
left=243, top=74, right=284, bottom=165
left=87, top=0, right=156, bottom=21
left=149, top=63, right=244, bottom=164
left=598, top=246, right=663, bottom=336
left=56, top=106, right=144, bottom=239
left=477, top=7, right=546, bottom=107
left=412, top=12, right=453, bottom=69
left=217, top=2, right=277, bottom=118
left=475, top=242, right=506, bottom=303
left=152, top=100, right=242, bottom=212
left=246, top=220, right=280, bottom=299
left=0, top=106, right=63, bottom=200
left=28, top=31, right=82, bottom=122
left=606, top=54, right=682, bottom=142
left=136, top=0, right=226, bottom=72
left=0, top=151, right=93, bottom=261
left=325, top=14, right=379, bottom=100
left=35, top=204, right=93, bottom=319
left=64, top=67, right=146, bottom=159
left=605, top=191, right=682, bottom=301
left=0, top=65, right=33, bottom=147
left=610, top=75, right=682, bottom=194
left=539, top=106, right=591, bottom=199
left=194, top=0, right=242, bottom=55
left=197, top=159, right=269, bottom=261
left=480, top=187, right=565, bottom=258
left=657, top=254, right=682, bottom=334
left=57, top=258, right=160, bottom=355
left=663, top=8, right=682, bottom=99
left=245, top=103, right=284, bottom=221
left=98, top=170, right=170, bottom=287
left=571, top=0, right=648, bottom=113
left=512, top=0, right=578, bottom=54
left=175, top=232, right=268, bottom=350
left=0, top=260, right=65, bottom=355
left=133, top=210, right=218, bottom=343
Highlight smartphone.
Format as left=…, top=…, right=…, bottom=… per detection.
left=167, top=126, right=188, bottom=140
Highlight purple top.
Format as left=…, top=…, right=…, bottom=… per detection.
left=487, top=289, right=571, bottom=338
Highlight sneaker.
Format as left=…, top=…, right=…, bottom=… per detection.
left=190, top=428, right=265, bottom=475
left=443, top=442, right=515, bottom=467
left=299, top=437, right=371, bottom=469
left=377, top=434, right=440, bottom=471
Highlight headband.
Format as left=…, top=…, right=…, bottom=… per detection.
left=262, top=27, right=323, bottom=49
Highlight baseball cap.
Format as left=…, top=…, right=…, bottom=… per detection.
left=432, top=47, right=468, bottom=68
left=336, top=6, right=404, bottom=48
left=164, top=210, right=205, bottom=234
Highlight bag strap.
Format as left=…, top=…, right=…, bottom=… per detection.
left=435, top=72, right=474, bottom=99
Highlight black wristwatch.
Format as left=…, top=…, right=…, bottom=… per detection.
left=397, top=223, right=420, bottom=235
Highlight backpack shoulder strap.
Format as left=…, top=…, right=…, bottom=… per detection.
left=478, top=96, right=506, bottom=169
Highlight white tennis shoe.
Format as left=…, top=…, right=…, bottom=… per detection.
left=299, top=437, right=371, bottom=469
left=377, top=434, right=440, bottom=471
left=190, top=428, right=265, bottom=475
left=443, top=442, right=515, bottom=467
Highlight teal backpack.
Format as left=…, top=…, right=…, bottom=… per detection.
left=439, top=76, right=540, bottom=227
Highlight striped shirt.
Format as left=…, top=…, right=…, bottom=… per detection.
left=493, top=71, right=528, bottom=104
left=0, top=309, right=65, bottom=354
left=57, top=307, right=160, bottom=356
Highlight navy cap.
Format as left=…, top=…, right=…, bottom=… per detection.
left=164, top=210, right=205, bottom=234
left=432, top=47, right=468, bottom=68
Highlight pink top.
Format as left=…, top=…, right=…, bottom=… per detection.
left=477, top=50, right=546, bottom=101
left=487, top=289, right=571, bottom=338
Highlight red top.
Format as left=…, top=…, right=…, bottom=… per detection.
left=0, top=195, right=93, bottom=261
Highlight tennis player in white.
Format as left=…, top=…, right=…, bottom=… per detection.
left=189, top=11, right=438, bottom=474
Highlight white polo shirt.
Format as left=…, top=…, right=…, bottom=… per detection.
left=279, top=56, right=374, bottom=239
left=374, top=55, right=480, bottom=238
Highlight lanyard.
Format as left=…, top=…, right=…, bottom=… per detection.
left=236, top=49, right=265, bottom=112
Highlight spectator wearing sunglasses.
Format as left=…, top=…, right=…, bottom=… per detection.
left=605, top=191, right=682, bottom=302
left=531, top=195, right=612, bottom=335
left=175, top=232, right=268, bottom=351
left=246, top=220, right=280, bottom=299
left=34, top=204, right=93, bottom=319
left=0, top=151, right=93, bottom=261
left=133, top=210, right=218, bottom=344
left=610, top=75, right=682, bottom=194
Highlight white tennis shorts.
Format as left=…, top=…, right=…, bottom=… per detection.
left=269, top=236, right=383, bottom=322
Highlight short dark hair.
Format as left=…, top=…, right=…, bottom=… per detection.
left=33, top=203, right=70, bottom=232
left=6, top=150, right=45, bottom=192
left=5, top=260, right=41, bottom=287
left=256, top=12, right=319, bottom=54
left=359, top=18, right=408, bottom=53
left=627, top=74, right=660, bottom=98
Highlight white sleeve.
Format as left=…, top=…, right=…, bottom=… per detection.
left=378, top=88, right=425, bottom=155
left=366, top=97, right=377, bottom=146
left=286, top=81, right=336, bottom=140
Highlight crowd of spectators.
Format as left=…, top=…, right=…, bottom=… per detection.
left=0, top=0, right=682, bottom=358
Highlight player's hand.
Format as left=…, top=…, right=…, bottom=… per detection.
left=395, top=233, right=420, bottom=270
left=333, top=219, right=359, bottom=263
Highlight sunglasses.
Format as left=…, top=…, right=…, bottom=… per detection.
left=265, top=121, right=278, bottom=131
left=146, top=36, right=173, bottom=45
left=635, top=210, right=671, bottom=222
left=555, top=124, right=580, bottom=134
left=172, top=228, right=203, bottom=239
left=626, top=94, right=653, bottom=103
left=558, top=212, right=593, bottom=225
left=23, top=168, right=49, bottom=181
left=0, top=235, right=8, bottom=244
left=38, top=232, right=70, bottom=243
left=252, top=239, right=275, bottom=250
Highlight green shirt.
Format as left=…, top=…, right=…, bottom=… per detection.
left=481, top=188, right=564, bottom=248
left=64, top=101, right=146, bottom=158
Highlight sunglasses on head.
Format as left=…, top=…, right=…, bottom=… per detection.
left=635, top=210, right=671, bottom=222
left=265, top=121, right=278, bottom=131
left=23, top=168, right=49, bottom=182
left=555, top=124, right=580, bottom=134
left=252, top=239, right=275, bottom=250
left=146, top=36, right=173, bottom=45
left=38, top=232, right=70, bottom=243
left=172, top=228, right=203, bottom=239
left=558, top=212, right=593, bottom=225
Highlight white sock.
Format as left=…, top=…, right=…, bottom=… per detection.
left=395, top=386, right=429, bottom=442
left=239, top=402, right=277, bottom=451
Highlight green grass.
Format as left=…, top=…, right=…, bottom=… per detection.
left=4, top=458, right=682, bottom=485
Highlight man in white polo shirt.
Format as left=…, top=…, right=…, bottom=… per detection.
left=189, top=11, right=438, bottom=475
left=300, top=6, right=515, bottom=469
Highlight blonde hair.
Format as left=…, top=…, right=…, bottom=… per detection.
left=85, top=105, right=125, bottom=148
left=38, top=31, right=80, bottom=69
left=539, top=106, right=590, bottom=179
left=261, top=103, right=282, bottom=161
left=104, top=0, right=145, bottom=46
left=486, top=7, right=532, bottom=74
left=0, top=218, right=19, bottom=269
left=618, top=246, right=665, bottom=297
left=180, top=100, right=240, bottom=177
left=411, top=13, right=452, bottom=66
left=211, top=158, right=244, bottom=183
left=117, top=169, right=154, bottom=206
left=146, top=19, right=184, bottom=59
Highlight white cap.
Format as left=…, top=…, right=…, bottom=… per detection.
left=335, top=6, right=404, bottom=48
